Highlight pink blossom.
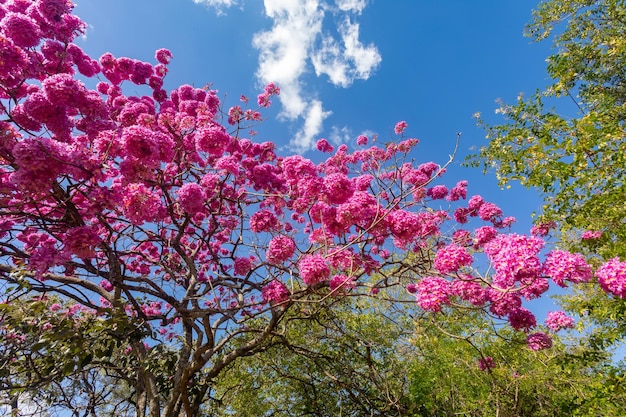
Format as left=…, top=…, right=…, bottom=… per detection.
left=250, top=210, right=279, bottom=233
left=467, top=195, right=484, bottom=213
left=596, top=257, right=626, bottom=298
left=478, top=356, right=495, bottom=371
left=49, top=303, right=62, bottom=312
left=155, top=48, right=173, bottom=65
left=266, top=236, right=296, bottom=264
left=545, top=311, right=575, bottom=332
left=508, top=307, right=537, bottom=331
left=356, top=135, right=368, bottom=145
left=329, top=275, right=355, bottom=294
left=474, top=226, right=498, bottom=247
left=394, top=121, right=408, bottom=135
left=37, top=0, right=74, bottom=24
left=234, top=257, right=255, bottom=276
left=434, top=244, right=472, bottom=274
left=195, top=125, right=231, bottom=156
left=323, top=173, right=354, bottom=204
left=262, top=280, right=290, bottom=304
left=299, top=254, right=330, bottom=285
left=526, top=332, right=552, bottom=351
left=100, top=279, right=114, bottom=292
left=542, top=250, right=592, bottom=287
left=316, top=138, right=334, bottom=153
left=451, top=279, right=488, bottom=306
left=484, top=234, right=544, bottom=289
left=488, top=290, right=522, bottom=317
left=122, top=183, right=165, bottom=225
left=478, top=202, right=503, bottom=222
left=530, top=221, right=556, bottom=237
left=177, top=183, right=206, bottom=215
left=426, top=185, right=448, bottom=200
left=63, top=226, right=101, bottom=258
left=1, top=12, right=41, bottom=48
left=406, top=283, right=418, bottom=294
left=581, top=230, right=602, bottom=240
left=416, top=277, right=451, bottom=312
left=447, top=180, right=468, bottom=201
left=451, top=230, right=472, bottom=246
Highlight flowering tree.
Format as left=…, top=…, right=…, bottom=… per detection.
left=1, top=1, right=625, bottom=416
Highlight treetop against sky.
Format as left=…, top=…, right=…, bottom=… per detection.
left=1, top=0, right=625, bottom=416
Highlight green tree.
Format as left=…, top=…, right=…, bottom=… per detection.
left=470, top=0, right=626, bottom=260
left=468, top=0, right=626, bottom=351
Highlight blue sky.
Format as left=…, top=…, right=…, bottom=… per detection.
left=73, top=0, right=551, bottom=238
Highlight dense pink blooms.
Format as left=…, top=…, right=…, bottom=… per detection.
left=329, top=275, right=355, bottom=293
left=250, top=210, right=279, bottom=233
left=474, top=226, right=498, bottom=247
left=394, top=121, right=408, bottom=135
left=356, top=135, right=368, bottom=145
left=542, top=250, right=592, bottom=287
left=266, top=236, right=296, bottom=264
left=478, top=356, right=495, bottom=371
left=122, top=183, right=165, bottom=225
left=526, top=332, right=552, bottom=351
left=484, top=234, right=544, bottom=289
left=100, top=279, right=114, bottom=292
left=478, top=202, right=503, bottom=222
left=416, top=277, right=451, bottom=312
left=581, top=230, right=603, bottom=240
left=155, top=48, right=173, bottom=64
left=234, top=257, right=255, bottom=276
left=63, top=226, right=101, bottom=258
left=299, top=254, right=330, bottom=285
left=488, top=290, right=522, bottom=317
left=434, top=244, right=472, bottom=274
left=1, top=12, right=41, bottom=48
left=323, top=173, right=354, bottom=204
left=447, top=180, right=468, bottom=201
left=195, top=125, right=231, bottom=156
left=545, top=310, right=575, bottom=332
left=316, top=138, right=334, bottom=153
left=262, top=280, right=290, bottom=304
left=426, top=185, right=448, bottom=200
left=508, top=307, right=537, bottom=331
left=530, top=221, right=556, bottom=237
left=451, top=279, right=489, bottom=306
left=596, top=257, right=626, bottom=298
left=177, top=183, right=206, bottom=215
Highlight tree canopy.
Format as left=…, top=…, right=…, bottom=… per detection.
left=1, top=1, right=625, bottom=416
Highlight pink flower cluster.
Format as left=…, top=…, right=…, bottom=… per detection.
left=433, top=244, right=473, bottom=274
left=484, top=234, right=544, bottom=289
left=262, top=280, right=290, bottom=304
left=478, top=356, right=495, bottom=371
left=250, top=210, right=279, bottom=233
left=544, top=310, right=575, bottom=332
left=596, top=257, right=626, bottom=298
left=416, top=277, right=451, bottom=312
left=526, top=332, right=552, bottom=351
left=299, top=254, right=330, bottom=285
left=266, top=236, right=296, bottom=264
left=542, top=250, right=592, bottom=287
left=581, top=230, right=602, bottom=240
left=177, top=183, right=206, bottom=215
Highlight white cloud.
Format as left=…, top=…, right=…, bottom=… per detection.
left=292, top=100, right=332, bottom=152
left=328, top=125, right=352, bottom=145
left=195, top=0, right=381, bottom=151
left=193, top=0, right=239, bottom=14
left=335, top=0, right=367, bottom=13
left=311, top=18, right=381, bottom=87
